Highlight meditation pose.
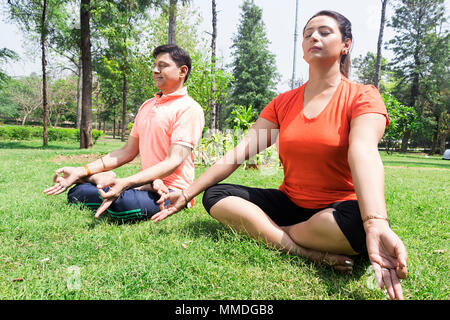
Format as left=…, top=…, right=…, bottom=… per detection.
left=44, top=44, right=204, bottom=221
left=153, top=11, right=408, bottom=300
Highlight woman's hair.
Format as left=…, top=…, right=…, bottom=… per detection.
left=153, top=44, right=192, bottom=83
left=304, top=10, right=353, bottom=77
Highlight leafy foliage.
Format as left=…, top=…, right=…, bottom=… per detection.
left=382, top=92, right=417, bottom=153
left=0, top=125, right=104, bottom=143
left=230, top=0, right=279, bottom=114
left=0, top=48, right=18, bottom=86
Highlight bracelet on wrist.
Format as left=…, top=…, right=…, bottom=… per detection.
left=83, top=164, right=91, bottom=176
left=362, top=215, right=389, bottom=224
left=100, top=157, right=106, bottom=170
left=181, top=189, right=190, bottom=204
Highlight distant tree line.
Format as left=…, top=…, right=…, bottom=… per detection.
left=0, top=0, right=448, bottom=154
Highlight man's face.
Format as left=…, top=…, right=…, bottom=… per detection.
left=152, top=53, right=187, bottom=92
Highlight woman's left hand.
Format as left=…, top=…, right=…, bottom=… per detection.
left=365, top=220, right=408, bottom=300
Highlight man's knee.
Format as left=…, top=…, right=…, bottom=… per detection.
left=67, top=183, right=100, bottom=204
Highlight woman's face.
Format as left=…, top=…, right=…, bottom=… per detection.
left=302, top=15, right=350, bottom=65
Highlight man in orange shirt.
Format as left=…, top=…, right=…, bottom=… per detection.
left=43, top=44, right=205, bottom=221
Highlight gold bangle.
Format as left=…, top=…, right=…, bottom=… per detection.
left=83, top=164, right=91, bottom=176
left=181, top=189, right=190, bottom=204
left=363, top=215, right=389, bottom=224
left=100, top=157, right=106, bottom=170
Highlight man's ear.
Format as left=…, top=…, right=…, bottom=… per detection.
left=179, top=65, right=188, bottom=80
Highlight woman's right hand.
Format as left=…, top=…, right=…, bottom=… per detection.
left=43, top=166, right=86, bottom=196
left=151, top=190, right=187, bottom=223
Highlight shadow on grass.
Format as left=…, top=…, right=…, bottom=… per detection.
left=182, top=218, right=230, bottom=242
left=0, top=141, right=79, bottom=150
left=184, top=218, right=374, bottom=298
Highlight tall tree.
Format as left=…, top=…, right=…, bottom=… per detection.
left=5, top=74, right=42, bottom=126
left=95, top=0, right=154, bottom=141
left=136, top=5, right=233, bottom=129
left=387, top=0, right=446, bottom=152
left=7, top=0, right=65, bottom=146
left=47, top=0, right=82, bottom=129
left=421, top=25, right=449, bottom=154
left=161, top=0, right=190, bottom=45
left=230, top=0, right=279, bottom=113
left=80, top=0, right=93, bottom=148
left=353, top=52, right=388, bottom=89
left=209, top=0, right=217, bottom=130
left=168, top=0, right=177, bottom=44
left=374, top=0, right=388, bottom=89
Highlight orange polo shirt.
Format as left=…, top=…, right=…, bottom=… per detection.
left=130, top=87, right=205, bottom=191
left=260, top=76, right=388, bottom=209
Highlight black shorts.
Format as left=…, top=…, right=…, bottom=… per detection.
left=202, top=184, right=367, bottom=254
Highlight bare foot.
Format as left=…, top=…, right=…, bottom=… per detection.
left=298, top=246, right=354, bottom=274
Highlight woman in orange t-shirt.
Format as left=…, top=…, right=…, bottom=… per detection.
left=153, top=10, right=408, bottom=300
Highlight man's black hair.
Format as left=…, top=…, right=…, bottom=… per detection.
left=153, top=44, right=192, bottom=83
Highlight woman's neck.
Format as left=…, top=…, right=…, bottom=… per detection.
left=306, top=62, right=342, bottom=91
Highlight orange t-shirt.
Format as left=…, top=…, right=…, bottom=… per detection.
left=130, top=87, right=205, bottom=191
left=259, top=76, right=389, bottom=209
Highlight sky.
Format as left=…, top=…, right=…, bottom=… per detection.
left=0, top=0, right=447, bottom=92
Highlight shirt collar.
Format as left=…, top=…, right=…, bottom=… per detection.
left=154, top=87, right=188, bottom=101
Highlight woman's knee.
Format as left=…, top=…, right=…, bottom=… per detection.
left=286, top=208, right=358, bottom=255
left=202, top=184, right=227, bottom=214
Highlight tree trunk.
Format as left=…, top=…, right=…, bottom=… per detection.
left=113, top=109, right=116, bottom=139
left=429, top=113, right=440, bottom=155
left=209, top=0, right=217, bottom=130
left=374, top=0, right=388, bottom=90
left=41, top=0, right=48, bottom=146
left=121, top=73, right=127, bottom=142
left=168, top=0, right=177, bottom=44
left=401, top=66, right=420, bottom=153
left=439, top=131, right=447, bottom=154
left=76, top=59, right=82, bottom=129
left=218, top=103, right=223, bottom=130
left=400, top=128, right=411, bottom=153
left=80, top=0, right=93, bottom=148
left=54, top=112, right=60, bottom=127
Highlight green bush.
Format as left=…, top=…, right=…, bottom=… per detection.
left=0, top=125, right=104, bottom=144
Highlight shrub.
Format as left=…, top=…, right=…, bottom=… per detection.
left=0, top=125, right=104, bottom=144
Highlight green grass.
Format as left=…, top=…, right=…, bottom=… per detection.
left=0, top=138, right=448, bottom=300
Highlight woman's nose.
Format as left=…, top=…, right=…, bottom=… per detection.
left=309, top=31, right=319, bottom=42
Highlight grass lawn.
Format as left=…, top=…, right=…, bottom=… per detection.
left=0, top=137, right=448, bottom=300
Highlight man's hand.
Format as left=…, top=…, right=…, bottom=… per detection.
left=151, top=190, right=186, bottom=223
left=95, top=178, right=129, bottom=219
left=365, top=221, right=408, bottom=300
left=152, top=179, right=169, bottom=197
left=43, top=166, right=86, bottom=196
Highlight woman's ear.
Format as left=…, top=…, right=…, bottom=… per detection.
left=343, top=38, right=352, bottom=54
